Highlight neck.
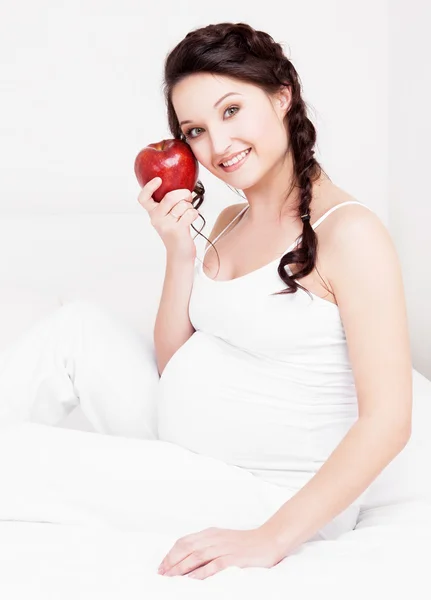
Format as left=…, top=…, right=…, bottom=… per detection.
left=240, top=151, right=328, bottom=226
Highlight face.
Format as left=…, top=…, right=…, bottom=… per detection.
left=171, top=73, right=291, bottom=190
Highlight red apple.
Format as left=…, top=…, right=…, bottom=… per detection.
left=134, top=138, right=199, bottom=203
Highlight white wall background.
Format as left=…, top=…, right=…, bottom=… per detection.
left=0, top=1, right=429, bottom=379
left=388, top=0, right=430, bottom=379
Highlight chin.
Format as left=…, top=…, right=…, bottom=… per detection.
left=241, top=168, right=270, bottom=191
left=222, top=175, right=257, bottom=191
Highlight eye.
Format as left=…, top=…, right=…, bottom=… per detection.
left=184, top=105, right=240, bottom=140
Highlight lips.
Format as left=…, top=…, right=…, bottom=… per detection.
left=219, top=148, right=252, bottom=167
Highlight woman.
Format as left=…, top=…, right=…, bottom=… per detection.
left=138, top=22, right=412, bottom=579
left=0, top=22, right=412, bottom=581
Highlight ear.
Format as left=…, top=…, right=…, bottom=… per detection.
left=276, top=85, right=292, bottom=117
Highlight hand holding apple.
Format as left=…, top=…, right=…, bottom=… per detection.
left=134, top=138, right=199, bottom=202
left=137, top=177, right=201, bottom=263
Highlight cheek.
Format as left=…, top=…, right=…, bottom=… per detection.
left=186, top=143, right=206, bottom=164
left=188, top=144, right=218, bottom=175
left=195, top=148, right=213, bottom=169
left=247, top=119, right=267, bottom=142
left=248, top=113, right=282, bottom=153
left=260, top=119, right=288, bottom=162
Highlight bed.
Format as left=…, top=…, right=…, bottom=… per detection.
left=0, top=214, right=430, bottom=599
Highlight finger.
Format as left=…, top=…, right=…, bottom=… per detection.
left=158, top=528, right=216, bottom=574
left=159, top=189, right=193, bottom=215
left=137, top=177, right=162, bottom=211
left=167, top=199, right=193, bottom=219
left=163, top=545, right=218, bottom=577
left=159, top=548, right=194, bottom=576
left=178, top=206, right=200, bottom=223
left=187, top=556, right=233, bottom=580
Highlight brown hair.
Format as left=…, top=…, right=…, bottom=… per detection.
left=162, top=22, right=330, bottom=296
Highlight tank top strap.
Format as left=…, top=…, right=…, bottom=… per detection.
left=204, top=200, right=370, bottom=257
left=282, top=200, right=370, bottom=255
left=204, top=204, right=249, bottom=256
left=311, top=200, right=369, bottom=231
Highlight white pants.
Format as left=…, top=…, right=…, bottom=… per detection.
left=0, top=301, right=308, bottom=537
left=0, top=301, right=159, bottom=439
left=0, top=300, right=358, bottom=541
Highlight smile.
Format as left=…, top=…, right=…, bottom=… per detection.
left=220, top=148, right=251, bottom=172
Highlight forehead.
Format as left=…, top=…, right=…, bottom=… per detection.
left=172, top=73, right=261, bottom=117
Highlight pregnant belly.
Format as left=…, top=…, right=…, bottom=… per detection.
left=157, top=331, right=357, bottom=489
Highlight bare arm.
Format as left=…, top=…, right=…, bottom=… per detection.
left=153, top=257, right=196, bottom=377
left=259, top=206, right=412, bottom=552
left=154, top=203, right=246, bottom=377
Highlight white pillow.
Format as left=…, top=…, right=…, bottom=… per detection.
left=360, top=368, right=431, bottom=509
left=0, top=285, right=61, bottom=356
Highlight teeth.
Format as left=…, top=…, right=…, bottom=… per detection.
left=222, top=148, right=250, bottom=167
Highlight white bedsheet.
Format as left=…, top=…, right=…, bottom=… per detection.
left=1, top=423, right=430, bottom=599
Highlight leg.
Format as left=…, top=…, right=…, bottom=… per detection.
left=0, top=301, right=158, bottom=440
left=0, top=422, right=284, bottom=536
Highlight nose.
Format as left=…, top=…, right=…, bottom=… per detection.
left=208, top=130, right=232, bottom=164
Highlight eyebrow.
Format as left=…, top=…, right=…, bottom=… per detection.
left=179, top=92, right=242, bottom=126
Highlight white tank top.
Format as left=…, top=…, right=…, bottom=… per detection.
left=157, top=200, right=372, bottom=501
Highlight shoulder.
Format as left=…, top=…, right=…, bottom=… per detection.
left=219, top=202, right=248, bottom=224
left=312, top=181, right=376, bottom=234
left=311, top=182, right=399, bottom=304
left=320, top=194, right=404, bottom=326
left=205, top=202, right=248, bottom=247
left=320, top=200, right=391, bottom=278
left=312, top=183, right=384, bottom=264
